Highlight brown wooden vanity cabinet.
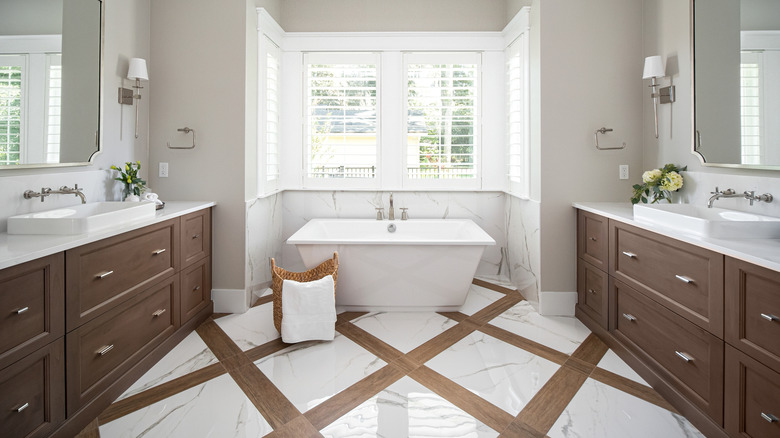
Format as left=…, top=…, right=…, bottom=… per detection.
left=576, top=207, right=780, bottom=438
left=0, top=206, right=213, bottom=437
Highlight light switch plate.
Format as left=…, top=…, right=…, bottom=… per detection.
left=619, top=165, right=629, bottom=180
left=159, top=162, right=169, bottom=178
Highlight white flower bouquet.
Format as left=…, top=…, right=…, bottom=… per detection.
left=631, top=163, right=687, bottom=204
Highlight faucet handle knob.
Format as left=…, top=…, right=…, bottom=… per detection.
left=375, top=208, right=385, bottom=220
left=711, top=186, right=719, bottom=195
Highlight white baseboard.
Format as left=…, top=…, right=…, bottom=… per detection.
left=538, top=291, right=577, bottom=316
left=211, top=288, right=250, bottom=314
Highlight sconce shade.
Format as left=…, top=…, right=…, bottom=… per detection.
left=127, top=58, right=148, bottom=81
left=642, top=55, right=664, bottom=79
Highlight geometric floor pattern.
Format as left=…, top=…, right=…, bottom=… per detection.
left=85, top=280, right=705, bottom=438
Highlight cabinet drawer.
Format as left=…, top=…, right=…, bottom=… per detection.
left=66, top=276, right=178, bottom=414
left=576, top=260, right=608, bottom=329
left=181, top=257, right=211, bottom=324
left=726, top=257, right=780, bottom=373
left=610, top=221, right=724, bottom=337
left=725, top=345, right=780, bottom=438
left=577, top=210, right=608, bottom=271
left=0, top=339, right=65, bottom=438
left=66, top=219, right=179, bottom=330
left=181, top=209, right=211, bottom=269
left=611, top=280, right=724, bottom=423
left=0, top=254, right=64, bottom=370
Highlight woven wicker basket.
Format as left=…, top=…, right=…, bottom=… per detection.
left=271, top=252, right=339, bottom=332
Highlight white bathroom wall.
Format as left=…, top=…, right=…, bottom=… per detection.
left=643, top=0, right=780, bottom=208
left=280, top=191, right=507, bottom=276
left=505, top=195, right=540, bottom=304
left=0, top=0, right=150, bottom=230
left=246, top=193, right=284, bottom=300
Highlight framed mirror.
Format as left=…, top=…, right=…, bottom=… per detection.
left=692, top=0, right=780, bottom=170
left=0, top=0, right=103, bottom=169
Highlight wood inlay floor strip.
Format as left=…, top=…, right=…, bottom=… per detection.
left=253, top=294, right=274, bottom=308
left=469, top=292, right=524, bottom=326
left=196, top=318, right=247, bottom=365
left=590, top=367, right=679, bottom=413
left=512, top=364, right=589, bottom=435
left=74, top=418, right=100, bottom=438
left=99, top=363, right=226, bottom=424
left=263, top=415, right=323, bottom=438
left=228, top=363, right=302, bottom=429
left=410, top=365, right=515, bottom=433
left=304, top=364, right=406, bottom=430
left=478, top=323, right=569, bottom=366
left=472, top=278, right=516, bottom=295
left=336, top=322, right=405, bottom=364
left=405, top=321, right=478, bottom=365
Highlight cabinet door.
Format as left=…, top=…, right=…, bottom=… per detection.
left=576, top=260, right=608, bottom=329
left=181, top=257, right=211, bottom=324
left=181, top=209, right=211, bottom=269
left=0, top=339, right=65, bottom=438
left=725, top=345, right=780, bottom=438
left=577, top=210, right=608, bottom=270
left=726, top=257, right=780, bottom=373
left=0, top=253, right=64, bottom=370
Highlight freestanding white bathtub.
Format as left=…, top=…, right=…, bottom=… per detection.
left=286, top=219, right=495, bottom=311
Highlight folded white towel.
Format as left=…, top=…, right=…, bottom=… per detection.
left=281, top=275, right=336, bottom=343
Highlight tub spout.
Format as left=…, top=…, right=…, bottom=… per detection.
left=388, top=193, right=394, bottom=220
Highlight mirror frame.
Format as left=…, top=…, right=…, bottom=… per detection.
left=690, top=0, right=780, bottom=171
left=0, top=0, right=104, bottom=170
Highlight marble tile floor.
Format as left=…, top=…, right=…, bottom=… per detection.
left=87, top=281, right=705, bottom=438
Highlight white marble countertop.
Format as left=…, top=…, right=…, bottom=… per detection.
left=573, top=202, right=780, bottom=273
left=0, top=201, right=215, bottom=271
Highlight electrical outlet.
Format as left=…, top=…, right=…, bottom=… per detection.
left=619, top=165, right=629, bottom=180
left=159, top=162, right=169, bottom=178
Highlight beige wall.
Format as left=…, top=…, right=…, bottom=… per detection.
left=0, top=0, right=62, bottom=35
left=280, top=0, right=508, bottom=31
left=537, top=0, right=644, bottom=295
left=742, top=0, right=780, bottom=31
left=148, top=0, right=248, bottom=290
left=643, top=0, right=780, bottom=183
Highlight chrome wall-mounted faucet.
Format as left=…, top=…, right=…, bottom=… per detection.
left=23, top=184, right=86, bottom=204
left=707, top=186, right=773, bottom=208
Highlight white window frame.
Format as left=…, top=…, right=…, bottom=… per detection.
left=402, top=52, right=482, bottom=190
left=302, top=52, right=381, bottom=189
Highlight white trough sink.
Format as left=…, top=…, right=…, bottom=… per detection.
left=633, top=203, right=780, bottom=239
left=8, top=202, right=157, bottom=235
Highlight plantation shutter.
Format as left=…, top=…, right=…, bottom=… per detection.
left=45, top=54, right=61, bottom=163
left=0, top=55, right=24, bottom=166
left=304, top=53, right=379, bottom=183
left=405, top=52, right=480, bottom=182
left=740, top=51, right=762, bottom=165
left=266, top=37, right=280, bottom=183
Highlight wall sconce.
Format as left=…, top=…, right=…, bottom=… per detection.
left=642, top=55, right=675, bottom=139
left=118, top=58, right=148, bottom=139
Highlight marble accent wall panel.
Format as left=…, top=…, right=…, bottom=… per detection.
left=505, top=196, right=540, bottom=305
left=0, top=169, right=119, bottom=232
left=280, top=191, right=507, bottom=275
left=246, top=193, right=284, bottom=296
left=676, top=171, right=780, bottom=217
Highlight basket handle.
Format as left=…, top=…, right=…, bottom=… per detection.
left=270, top=258, right=277, bottom=270
left=332, top=252, right=339, bottom=265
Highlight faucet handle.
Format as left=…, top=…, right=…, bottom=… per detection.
left=710, top=186, right=719, bottom=195
left=375, top=208, right=385, bottom=220
left=400, top=208, right=408, bottom=220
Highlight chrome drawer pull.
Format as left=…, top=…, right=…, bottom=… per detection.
left=193, top=286, right=201, bottom=291
left=675, top=351, right=693, bottom=362
left=761, top=313, right=779, bottom=322
left=675, top=275, right=694, bottom=284
left=152, top=309, right=167, bottom=317
left=96, top=270, right=114, bottom=279
left=192, top=234, right=200, bottom=239
left=622, top=313, right=637, bottom=322
left=622, top=251, right=637, bottom=259
left=761, top=413, right=778, bottom=423
left=16, top=307, right=29, bottom=315
left=96, top=345, right=114, bottom=356
left=589, top=237, right=597, bottom=241
left=152, top=248, right=166, bottom=255
left=15, top=402, right=29, bottom=413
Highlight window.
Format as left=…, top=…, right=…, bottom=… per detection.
left=404, top=53, right=480, bottom=186
left=506, top=35, right=529, bottom=197
left=265, top=36, right=280, bottom=186
left=304, top=53, right=379, bottom=187
left=45, top=54, right=61, bottom=164
left=740, top=51, right=762, bottom=165
left=0, top=55, right=24, bottom=165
